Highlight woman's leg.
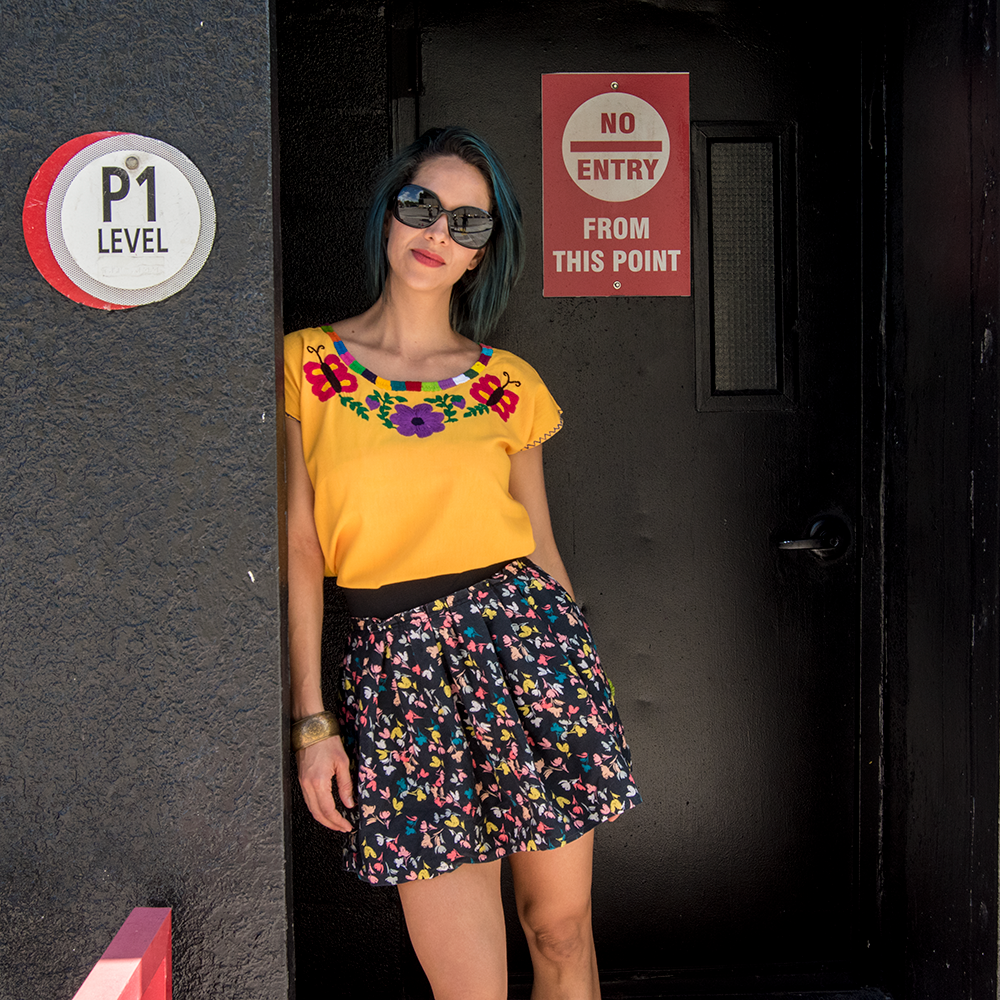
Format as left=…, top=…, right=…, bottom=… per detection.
left=509, top=830, right=601, bottom=1000
left=397, top=859, right=507, bottom=1000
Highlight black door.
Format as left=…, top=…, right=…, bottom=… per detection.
left=410, top=2, right=873, bottom=992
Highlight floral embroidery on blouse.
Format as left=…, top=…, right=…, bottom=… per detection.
left=390, top=403, right=446, bottom=438
left=303, top=339, right=523, bottom=436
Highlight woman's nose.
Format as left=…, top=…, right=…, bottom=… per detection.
left=425, top=213, right=451, bottom=240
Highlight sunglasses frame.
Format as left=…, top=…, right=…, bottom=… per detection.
left=392, top=183, right=494, bottom=250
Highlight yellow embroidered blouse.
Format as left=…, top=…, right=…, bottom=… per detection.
left=284, top=326, right=564, bottom=589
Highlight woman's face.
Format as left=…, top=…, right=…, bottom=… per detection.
left=384, top=154, right=492, bottom=295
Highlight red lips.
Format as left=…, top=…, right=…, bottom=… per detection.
left=411, top=248, right=445, bottom=267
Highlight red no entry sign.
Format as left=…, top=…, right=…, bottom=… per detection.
left=542, top=73, right=689, bottom=297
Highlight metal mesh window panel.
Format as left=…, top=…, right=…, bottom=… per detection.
left=709, top=141, right=779, bottom=393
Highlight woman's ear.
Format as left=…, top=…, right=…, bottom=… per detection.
left=467, top=247, right=486, bottom=271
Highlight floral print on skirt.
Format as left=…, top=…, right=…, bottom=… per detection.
left=338, top=558, right=640, bottom=885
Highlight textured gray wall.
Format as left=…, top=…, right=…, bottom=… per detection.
left=0, top=2, right=287, bottom=997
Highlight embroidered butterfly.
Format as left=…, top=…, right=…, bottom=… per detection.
left=304, top=343, right=358, bottom=400
left=470, top=372, right=521, bottom=422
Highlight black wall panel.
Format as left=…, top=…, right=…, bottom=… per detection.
left=275, top=3, right=409, bottom=996
left=0, top=2, right=286, bottom=997
left=882, top=2, right=1000, bottom=997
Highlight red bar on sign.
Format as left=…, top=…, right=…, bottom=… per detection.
left=569, top=141, right=663, bottom=151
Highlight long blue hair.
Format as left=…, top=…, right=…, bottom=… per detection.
left=363, top=126, right=525, bottom=340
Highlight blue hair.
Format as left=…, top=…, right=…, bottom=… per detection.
left=363, top=126, right=525, bottom=340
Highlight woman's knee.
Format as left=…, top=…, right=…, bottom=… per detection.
left=520, top=904, right=593, bottom=965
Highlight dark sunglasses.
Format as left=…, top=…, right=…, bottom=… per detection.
left=392, top=183, right=494, bottom=249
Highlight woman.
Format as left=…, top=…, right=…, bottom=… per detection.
left=284, top=126, right=639, bottom=1000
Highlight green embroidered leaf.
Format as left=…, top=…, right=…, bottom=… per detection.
left=339, top=395, right=370, bottom=420
left=368, top=389, right=398, bottom=425
left=424, top=393, right=458, bottom=423
left=463, top=403, right=490, bottom=418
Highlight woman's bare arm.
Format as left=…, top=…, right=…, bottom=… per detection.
left=508, top=444, right=575, bottom=600
left=286, top=416, right=354, bottom=831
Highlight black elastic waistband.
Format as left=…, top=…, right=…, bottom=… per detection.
left=336, top=561, right=511, bottom=619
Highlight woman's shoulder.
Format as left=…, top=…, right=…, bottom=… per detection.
left=285, top=322, right=348, bottom=341
left=486, top=345, right=548, bottom=384
left=287, top=310, right=372, bottom=338
left=285, top=324, right=335, bottom=347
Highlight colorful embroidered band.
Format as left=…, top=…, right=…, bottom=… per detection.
left=321, top=327, right=493, bottom=392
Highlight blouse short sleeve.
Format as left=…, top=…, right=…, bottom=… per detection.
left=523, top=374, right=563, bottom=450
left=475, top=348, right=563, bottom=453
left=284, top=331, right=306, bottom=422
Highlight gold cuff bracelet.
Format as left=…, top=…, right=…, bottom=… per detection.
left=291, top=710, right=341, bottom=751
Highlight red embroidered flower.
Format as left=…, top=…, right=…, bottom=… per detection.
left=303, top=352, right=358, bottom=401
left=470, top=373, right=520, bottom=422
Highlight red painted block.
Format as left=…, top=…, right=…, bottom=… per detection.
left=72, top=908, right=171, bottom=1000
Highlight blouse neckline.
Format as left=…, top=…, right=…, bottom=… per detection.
left=321, top=325, right=493, bottom=392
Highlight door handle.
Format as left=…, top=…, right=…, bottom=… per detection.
left=778, top=537, right=833, bottom=551
left=777, top=514, right=851, bottom=558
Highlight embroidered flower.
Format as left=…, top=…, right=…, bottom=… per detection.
left=304, top=348, right=358, bottom=401
left=470, top=372, right=521, bottom=422
left=390, top=403, right=446, bottom=438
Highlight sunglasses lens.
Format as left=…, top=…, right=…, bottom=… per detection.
left=393, top=184, right=494, bottom=249
left=394, top=185, right=439, bottom=229
left=449, top=209, right=493, bottom=249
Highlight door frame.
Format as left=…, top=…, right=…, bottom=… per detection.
left=878, top=2, right=1000, bottom=997
left=275, top=3, right=1000, bottom=997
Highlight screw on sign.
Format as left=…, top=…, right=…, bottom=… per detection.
left=22, top=132, right=215, bottom=309
left=542, top=73, right=690, bottom=297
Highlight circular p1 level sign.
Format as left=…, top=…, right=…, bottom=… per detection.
left=23, top=132, right=216, bottom=310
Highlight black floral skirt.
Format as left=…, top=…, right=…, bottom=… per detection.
left=337, top=558, right=640, bottom=885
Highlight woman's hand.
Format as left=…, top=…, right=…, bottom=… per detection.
left=297, top=735, right=356, bottom=833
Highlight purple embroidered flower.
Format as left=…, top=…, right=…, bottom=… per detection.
left=365, top=395, right=379, bottom=411
left=452, top=395, right=466, bottom=409
left=390, top=403, right=445, bottom=438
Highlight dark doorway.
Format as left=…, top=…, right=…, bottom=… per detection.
left=277, top=2, right=883, bottom=996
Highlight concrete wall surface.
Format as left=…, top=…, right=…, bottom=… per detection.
left=0, top=2, right=288, bottom=997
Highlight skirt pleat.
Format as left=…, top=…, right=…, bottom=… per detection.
left=337, top=558, right=640, bottom=885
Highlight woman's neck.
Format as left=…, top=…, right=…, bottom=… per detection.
left=334, top=288, right=480, bottom=383
left=362, top=288, right=456, bottom=346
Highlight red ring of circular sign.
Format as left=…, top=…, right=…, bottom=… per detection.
left=22, top=132, right=129, bottom=310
